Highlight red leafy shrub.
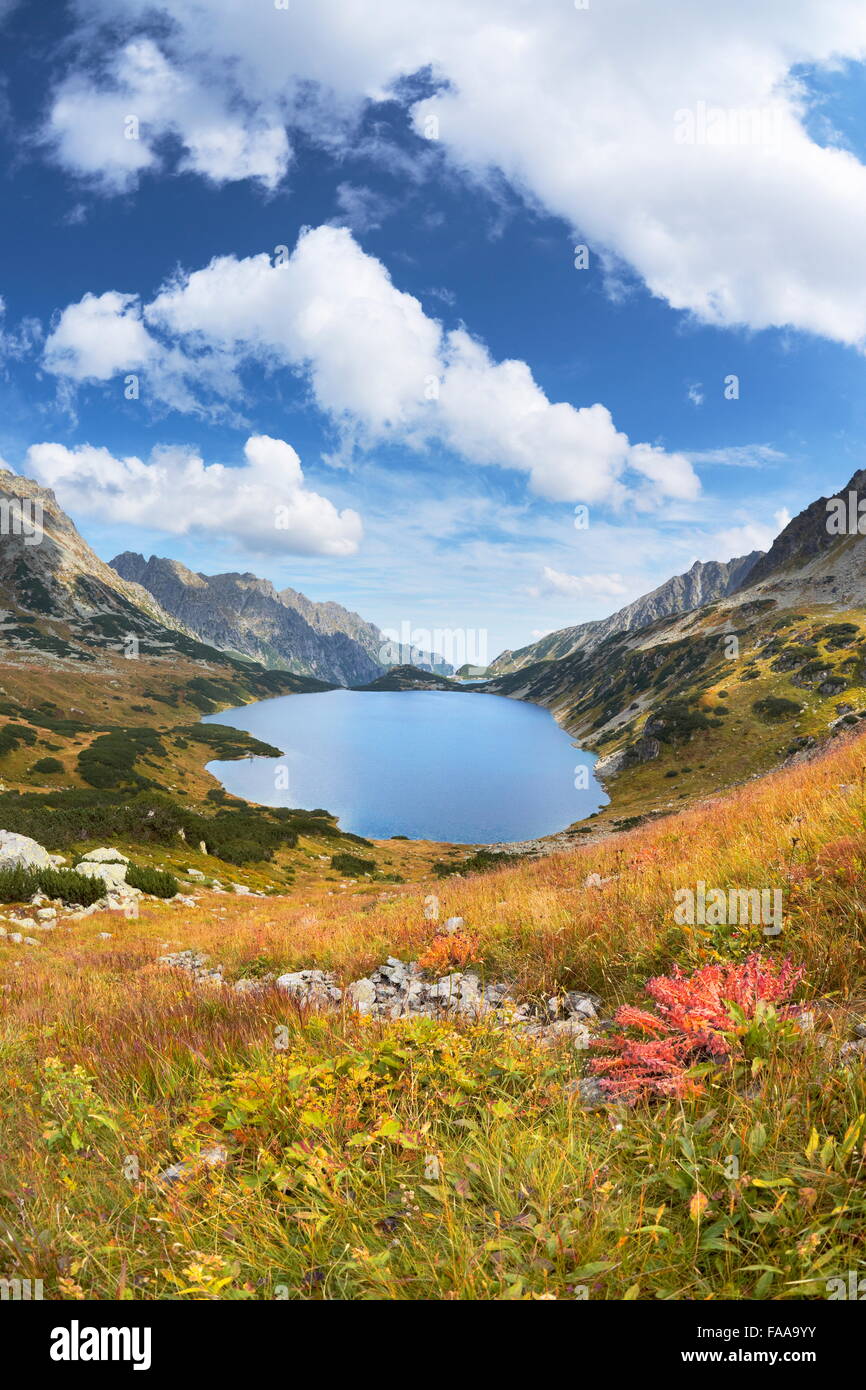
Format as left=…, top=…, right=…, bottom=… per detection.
left=590, top=953, right=804, bottom=1103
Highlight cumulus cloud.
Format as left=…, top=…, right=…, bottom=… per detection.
left=40, top=0, right=866, bottom=345
left=45, top=37, right=290, bottom=192
left=529, top=566, right=629, bottom=600
left=24, top=433, right=362, bottom=556
left=44, top=225, right=699, bottom=508
left=706, top=505, right=790, bottom=558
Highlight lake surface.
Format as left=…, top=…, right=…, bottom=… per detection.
left=203, top=689, right=606, bottom=843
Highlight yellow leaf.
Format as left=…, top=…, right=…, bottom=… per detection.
left=689, top=1191, right=710, bottom=1221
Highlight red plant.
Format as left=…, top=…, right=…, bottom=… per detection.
left=590, top=953, right=804, bottom=1103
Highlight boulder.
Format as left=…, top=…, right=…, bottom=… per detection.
left=275, top=969, right=342, bottom=1006
left=0, top=831, right=52, bottom=872
left=80, top=847, right=130, bottom=864
left=440, top=916, right=465, bottom=935
left=345, top=977, right=377, bottom=1014
left=74, top=861, right=128, bottom=887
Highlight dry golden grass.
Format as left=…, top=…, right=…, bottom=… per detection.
left=3, top=728, right=866, bottom=1299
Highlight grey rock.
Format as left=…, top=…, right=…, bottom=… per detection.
left=80, top=847, right=130, bottom=864
left=345, top=977, right=377, bottom=1013
left=275, top=969, right=342, bottom=1006
left=839, top=1037, right=866, bottom=1065
left=74, top=860, right=128, bottom=887
left=0, top=831, right=51, bottom=872
left=159, top=1143, right=228, bottom=1186
left=567, top=1076, right=611, bottom=1109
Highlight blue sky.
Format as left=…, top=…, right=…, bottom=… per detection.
left=2, top=0, right=866, bottom=661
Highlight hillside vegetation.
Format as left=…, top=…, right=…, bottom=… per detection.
left=2, top=728, right=866, bottom=1300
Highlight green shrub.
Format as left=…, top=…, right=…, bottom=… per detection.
left=330, top=852, right=376, bottom=876
left=125, top=864, right=178, bottom=898
left=31, top=756, right=64, bottom=774
left=0, top=865, right=104, bottom=906
left=752, top=696, right=802, bottom=720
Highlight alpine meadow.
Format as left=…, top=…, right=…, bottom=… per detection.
left=2, top=0, right=866, bottom=1360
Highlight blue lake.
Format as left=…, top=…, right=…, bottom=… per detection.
left=203, top=689, right=606, bottom=844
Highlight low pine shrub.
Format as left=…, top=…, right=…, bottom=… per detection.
left=31, top=756, right=64, bottom=774
left=330, top=852, right=376, bottom=876
left=0, top=865, right=104, bottom=906
left=125, top=864, right=178, bottom=898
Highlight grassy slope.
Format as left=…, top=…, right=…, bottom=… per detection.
left=3, top=726, right=866, bottom=1299
left=486, top=602, right=866, bottom=836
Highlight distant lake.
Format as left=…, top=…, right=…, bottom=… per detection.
left=202, top=689, right=606, bottom=844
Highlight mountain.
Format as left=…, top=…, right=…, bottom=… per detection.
left=482, top=468, right=866, bottom=826
left=111, top=553, right=454, bottom=685
left=489, top=554, right=763, bottom=675
left=734, top=466, right=866, bottom=605
left=0, top=470, right=194, bottom=663
left=0, top=469, right=327, bottom=699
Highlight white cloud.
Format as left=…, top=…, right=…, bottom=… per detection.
left=687, top=445, right=786, bottom=469
left=24, top=433, right=362, bottom=556
left=706, top=519, right=782, bottom=557
left=45, top=38, right=290, bottom=193
left=44, top=291, right=154, bottom=380
left=529, top=566, right=629, bottom=600
left=46, top=0, right=866, bottom=345
left=0, top=298, right=41, bottom=363
left=44, top=225, right=698, bottom=508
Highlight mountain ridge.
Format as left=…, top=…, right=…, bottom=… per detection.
left=489, top=552, right=763, bottom=675
left=111, top=552, right=454, bottom=685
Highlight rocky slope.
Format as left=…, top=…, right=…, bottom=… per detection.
left=0, top=471, right=201, bottom=663
left=0, top=470, right=327, bottom=708
left=111, top=553, right=383, bottom=686
left=477, top=467, right=866, bottom=827
left=735, top=466, right=866, bottom=606
left=112, top=553, right=453, bottom=685
left=489, top=553, right=762, bottom=675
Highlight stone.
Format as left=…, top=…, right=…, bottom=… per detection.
left=186, top=868, right=205, bottom=880
left=0, top=831, right=52, bottom=872
left=839, top=1037, right=866, bottom=1065
left=74, top=860, right=128, bottom=887
left=233, top=884, right=251, bottom=895
left=345, top=977, right=377, bottom=1014
left=275, top=969, right=342, bottom=1006
left=440, top=916, right=465, bottom=935
left=80, top=847, right=130, bottom=864
left=159, top=1143, right=228, bottom=1186
left=233, top=977, right=266, bottom=995
left=563, top=991, right=600, bottom=1020
left=36, top=907, right=56, bottom=921
left=567, top=1076, right=610, bottom=1109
